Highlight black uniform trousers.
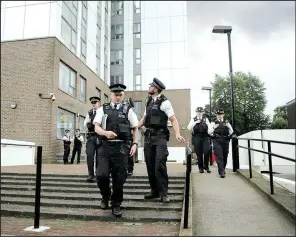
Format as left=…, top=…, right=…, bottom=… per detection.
left=96, top=141, right=129, bottom=207
left=128, top=154, right=134, bottom=173
left=213, top=138, right=229, bottom=175
left=193, top=135, right=210, bottom=170
left=144, top=136, right=169, bottom=196
left=71, top=146, right=82, bottom=163
left=63, top=145, right=71, bottom=163
left=86, top=135, right=99, bottom=178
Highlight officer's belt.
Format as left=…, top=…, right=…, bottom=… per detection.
left=87, top=132, right=97, bottom=136
left=146, top=128, right=166, bottom=136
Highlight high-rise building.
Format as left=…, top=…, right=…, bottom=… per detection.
left=1, top=1, right=111, bottom=83
left=110, top=1, right=189, bottom=91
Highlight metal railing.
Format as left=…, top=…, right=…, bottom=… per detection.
left=1, top=142, right=35, bottom=148
left=183, top=146, right=192, bottom=229
left=237, top=138, right=296, bottom=194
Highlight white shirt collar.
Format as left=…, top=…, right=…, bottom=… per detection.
left=152, top=93, right=162, bottom=102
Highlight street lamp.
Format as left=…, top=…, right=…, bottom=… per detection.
left=212, top=25, right=239, bottom=172
left=201, top=86, right=212, bottom=122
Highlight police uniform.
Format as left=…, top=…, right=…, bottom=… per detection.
left=93, top=84, right=139, bottom=217
left=84, top=96, right=101, bottom=182
left=70, top=129, right=84, bottom=164
left=143, top=78, right=175, bottom=203
left=187, top=107, right=211, bottom=173
left=208, top=109, right=234, bottom=178
left=62, top=129, right=71, bottom=164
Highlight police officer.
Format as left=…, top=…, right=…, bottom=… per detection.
left=137, top=78, right=185, bottom=203
left=94, top=84, right=139, bottom=217
left=84, top=96, right=101, bottom=182
left=70, top=129, right=84, bottom=164
left=62, top=129, right=71, bottom=164
left=187, top=107, right=211, bottom=173
left=208, top=108, right=235, bottom=178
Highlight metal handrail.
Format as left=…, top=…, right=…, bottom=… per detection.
left=237, top=138, right=295, bottom=195
left=1, top=143, right=36, bottom=148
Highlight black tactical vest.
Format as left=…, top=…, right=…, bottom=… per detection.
left=74, top=135, right=82, bottom=147
left=144, top=94, right=168, bottom=129
left=87, top=109, right=96, bottom=132
left=103, top=102, right=131, bottom=141
left=63, top=136, right=71, bottom=146
left=193, top=116, right=208, bottom=135
left=214, top=120, right=229, bottom=136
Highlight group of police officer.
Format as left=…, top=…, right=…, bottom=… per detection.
left=62, top=76, right=236, bottom=218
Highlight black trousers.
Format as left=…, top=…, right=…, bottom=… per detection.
left=86, top=136, right=99, bottom=178
left=213, top=138, right=230, bottom=175
left=128, top=155, right=134, bottom=173
left=71, top=146, right=82, bottom=163
left=63, top=145, right=70, bottom=163
left=96, top=142, right=129, bottom=207
left=193, top=135, right=210, bottom=170
left=144, top=136, right=169, bottom=196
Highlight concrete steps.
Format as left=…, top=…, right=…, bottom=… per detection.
left=1, top=172, right=185, bottom=223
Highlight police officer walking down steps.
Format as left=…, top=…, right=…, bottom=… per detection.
left=187, top=107, right=211, bottom=173
left=208, top=108, right=236, bottom=178
left=84, top=96, right=101, bottom=182
left=137, top=78, right=185, bottom=203
left=70, top=129, right=84, bottom=164
left=94, top=84, right=139, bottom=218
left=62, top=129, right=71, bottom=164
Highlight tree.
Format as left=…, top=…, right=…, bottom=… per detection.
left=271, top=106, right=288, bottom=129
left=205, top=71, right=270, bottom=135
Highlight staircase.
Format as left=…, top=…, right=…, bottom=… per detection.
left=1, top=172, right=185, bottom=223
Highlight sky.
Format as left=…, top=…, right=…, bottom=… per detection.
left=187, top=1, right=295, bottom=118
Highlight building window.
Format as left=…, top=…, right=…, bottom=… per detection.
left=111, top=1, right=123, bottom=16
left=96, top=87, right=101, bottom=98
left=97, top=2, right=101, bottom=26
left=110, top=75, right=123, bottom=85
left=61, top=1, right=78, bottom=53
left=134, top=1, right=140, bottom=14
left=111, top=24, right=123, bottom=40
left=59, top=61, right=77, bottom=97
left=134, top=48, right=141, bottom=64
left=134, top=74, right=141, bottom=91
left=104, top=94, right=109, bottom=103
left=57, top=108, right=75, bottom=139
left=133, top=23, right=141, bottom=39
left=78, top=115, right=86, bottom=141
left=110, top=50, right=123, bottom=65
left=81, top=1, right=88, bottom=62
left=104, top=64, right=108, bottom=82
left=79, top=76, right=86, bottom=102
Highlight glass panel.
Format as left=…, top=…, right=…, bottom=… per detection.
left=96, top=44, right=100, bottom=56
left=82, top=5, right=87, bottom=21
left=135, top=48, right=140, bottom=58
left=135, top=75, right=141, bottom=84
left=81, top=26, right=86, bottom=40
left=57, top=108, right=75, bottom=139
left=59, top=62, right=70, bottom=92
left=158, top=43, right=171, bottom=69
left=71, top=14, right=77, bottom=31
left=81, top=40, right=86, bottom=56
left=61, top=18, right=71, bottom=48
left=96, top=88, right=101, bottom=97
left=71, top=30, right=77, bottom=47
left=72, top=1, right=78, bottom=9
left=70, top=71, right=76, bottom=87
left=116, top=24, right=123, bottom=34
left=117, top=50, right=123, bottom=60
left=157, top=17, right=170, bottom=42
left=118, top=75, right=123, bottom=84
left=96, top=56, right=100, bottom=75
left=171, top=16, right=184, bottom=42
left=133, top=23, right=140, bottom=33
left=62, top=2, right=72, bottom=23
left=97, top=25, right=101, bottom=39
left=171, top=42, right=185, bottom=68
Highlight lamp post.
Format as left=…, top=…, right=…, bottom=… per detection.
left=212, top=25, right=239, bottom=172
left=202, top=86, right=213, bottom=166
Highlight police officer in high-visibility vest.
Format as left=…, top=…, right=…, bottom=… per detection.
left=84, top=96, right=101, bottom=182
left=208, top=108, right=235, bottom=178
left=187, top=106, right=211, bottom=173
left=137, top=78, right=185, bottom=203
left=94, top=84, right=139, bottom=217
left=62, top=129, right=71, bottom=164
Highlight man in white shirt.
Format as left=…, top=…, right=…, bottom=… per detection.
left=137, top=77, right=185, bottom=203
left=93, top=83, right=139, bottom=218
left=187, top=107, right=211, bottom=173
left=62, top=129, right=71, bottom=164
left=208, top=108, right=235, bottom=178
left=84, top=96, right=101, bottom=182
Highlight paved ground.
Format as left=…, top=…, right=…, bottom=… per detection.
left=191, top=165, right=296, bottom=236
left=1, top=163, right=186, bottom=177
left=0, top=217, right=179, bottom=236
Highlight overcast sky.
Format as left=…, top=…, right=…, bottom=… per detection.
left=187, top=1, right=295, bottom=117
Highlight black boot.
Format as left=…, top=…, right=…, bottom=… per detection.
left=144, top=191, right=159, bottom=199
left=199, top=169, right=204, bottom=173
left=205, top=168, right=211, bottom=173
left=160, top=195, right=170, bottom=203
left=100, top=199, right=109, bottom=210
left=112, top=206, right=122, bottom=217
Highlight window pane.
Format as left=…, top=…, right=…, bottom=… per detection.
left=82, top=5, right=87, bottom=21
left=135, top=85, right=141, bottom=90
left=62, top=3, right=72, bottom=23
left=71, top=30, right=77, bottom=47
left=70, top=71, right=76, bottom=87
left=135, top=48, right=140, bottom=58
left=116, top=24, right=123, bottom=34
left=79, top=116, right=86, bottom=134
left=96, top=44, right=100, bottom=56
left=135, top=75, right=141, bottom=84
left=61, top=19, right=71, bottom=48
left=118, top=75, right=123, bottom=84
left=72, top=1, right=78, bottom=9
left=96, top=88, right=101, bottom=97
left=96, top=56, right=100, bottom=75
left=117, top=50, right=123, bottom=60
left=81, top=41, right=86, bottom=56
left=57, top=108, right=75, bottom=139
left=59, top=62, right=69, bottom=92
left=81, top=26, right=86, bottom=40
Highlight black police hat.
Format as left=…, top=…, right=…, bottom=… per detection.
left=65, top=129, right=70, bottom=133
left=216, top=108, right=225, bottom=115
left=109, top=83, right=127, bottom=93
left=75, top=129, right=80, bottom=132
left=89, top=96, right=101, bottom=103
left=195, top=107, right=204, bottom=112
left=149, top=78, right=166, bottom=90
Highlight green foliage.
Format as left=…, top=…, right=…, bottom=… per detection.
left=204, top=71, right=270, bottom=135
left=271, top=106, right=288, bottom=129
